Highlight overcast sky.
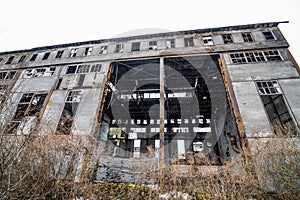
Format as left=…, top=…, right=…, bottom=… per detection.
left=1, top=0, right=299, bottom=63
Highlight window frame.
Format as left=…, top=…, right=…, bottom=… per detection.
left=55, top=50, right=64, bottom=59
left=131, top=42, right=140, bottom=51
left=262, top=30, right=276, bottom=40
left=149, top=41, right=158, bottom=50
left=115, top=43, right=124, bottom=53
left=242, top=32, right=254, bottom=42
left=84, top=47, right=93, bottom=56
left=222, top=34, right=233, bottom=44
left=184, top=37, right=194, bottom=47
left=42, top=52, right=50, bottom=60
left=203, top=36, right=214, bottom=46
left=69, top=48, right=78, bottom=57
left=30, top=54, right=38, bottom=62
left=166, top=39, right=175, bottom=49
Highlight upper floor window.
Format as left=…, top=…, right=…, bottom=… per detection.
left=18, top=55, right=26, bottom=63
left=263, top=31, right=276, bottom=40
left=66, top=90, right=83, bottom=103
left=30, top=54, right=38, bottom=62
left=0, top=57, right=3, bottom=63
left=115, top=43, right=124, bottom=53
left=5, top=56, right=14, bottom=64
left=84, top=47, right=93, bottom=56
left=242, top=32, right=254, bottom=42
left=76, top=65, right=90, bottom=73
left=131, top=42, right=140, bottom=51
left=184, top=37, right=194, bottom=47
left=55, top=50, right=64, bottom=59
left=203, top=36, right=214, bottom=45
left=256, top=80, right=282, bottom=95
left=222, top=34, right=233, bottom=44
left=230, top=50, right=283, bottom=64
left=66, top=63, right=102, bottom=74
left=166, top=39, right=175, bottom=49
left=69, top=48, right=78, bottom=57
left=22, top=67, right=56, bottom=78
left=42, top=52, right=50, bottom=60
left=0, top=71, right=17, bottom=80
left=149, top=41, right=158, bottom=50
left=99, top=46, right=108, bottom=54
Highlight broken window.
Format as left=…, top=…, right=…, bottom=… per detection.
left=230, top=50, right=283, bottom=64
left=184, top=37, right=194, bottom=47
left=230, top=53, right=247, bottom=64
left=5, top=56, right=14, bottom=64
left=84, top=47, right=93, bottom=56
left=23, top=67, right=55, bottom=78
left=0, top=71, right=17, bottom=81
left=115, top=43, right=124, bottom=53
left=149, top=41, right=158, bottom=50
left=166, top=39, right=175, bottom=49
left=263, top=50, right=282, bottom=61
left=222, top=34, right=233, bottom=44
left=242, top=32, right=254, bottom=42
left=69, top=48, right=78, bottom=57
left=91, top=64, right=102, bottom=72
left=263, top=30, right=276, bottom=40
left=245, top=52, right=266, bottom=63
left=131, top=42, right=140, bottom=51
left=56, top=90, right=83, bottom=135
left=203, top=36, right=214, bottom=45
left=42, top=52, right=50, bottom=60
left=13, top=93, right=47, bottom=121
left=99, top=46, right=108, bottom=54
left=76, top=65, right=90, bottom=73
left=0, top=57, right=3, bottom=63
left=18, top=55, right=26, bottom=63
left=55, top=50, right=64, bottom=59
left=256, top=81, right=298, bottom=135
left=30, top=54, right=38, bottom=62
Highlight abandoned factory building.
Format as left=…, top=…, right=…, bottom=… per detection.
left=0, top=21, right=299, bottom=182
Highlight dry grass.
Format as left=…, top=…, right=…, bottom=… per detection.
left=0, top=132, right=299, bottom=199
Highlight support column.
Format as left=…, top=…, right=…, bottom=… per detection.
left=159, top=57, right=165, bottom=169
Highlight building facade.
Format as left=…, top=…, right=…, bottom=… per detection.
left=0, top=21, right=299, bottom=182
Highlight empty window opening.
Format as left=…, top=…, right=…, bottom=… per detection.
left=18, top=55, right=26, bottom=63
left=166, top=39, right=175, bottom=49
left=256, top=81, right=298, bottom=135
left=55, top=78, right=63, bottom=90
left=0, top=57, right=3, bottom=63
left=42, top=52, right=50, bottom=60
left=30, top=54, right=38, bottom=62
left=131, top=42, right=140, bottom=51
left=115, top=43, right=124, bottom=53
left=149, top=41, right=158, bottom=50
left=69, top=48, right=78, bottom=57
left=23, top=67, right=55, bottom=78
left=56, top=50, right=64, bottom=59
left=230, top=53, right=247, bottom=64
left=56, top=90, right=83, bottom=135
left=184, top=37, right=194, bottom=47
left=263, top=30, right=276, bottom=40
left=99, top=46, right=108, bottom=54
left=5, top=56, right=14, bottom=64
left=242, top=32, right=254, bottom=42
left=222, top=34, right=233, bottom=44
left=84, top=47, right=93, bottom=56
left=66, top=65, right=77, bottom=74
left=203, top=36, right=214, bottom=45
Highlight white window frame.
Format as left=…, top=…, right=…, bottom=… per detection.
left=203, top=36, right=214, bottom=45
left=65, top=90, right=83, bottom=103
left=69, top=48, right=78, bottom=57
